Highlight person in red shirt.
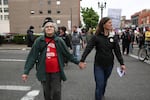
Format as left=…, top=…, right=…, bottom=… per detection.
left=22, top=17, right=86, bottom=100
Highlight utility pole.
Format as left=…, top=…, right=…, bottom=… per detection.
left=70, top=8, right=72, bottom=33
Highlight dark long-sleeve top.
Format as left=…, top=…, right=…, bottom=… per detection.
left=59, top=33, right=72, bottom=49
left=80, top=33, right=124, bottom=67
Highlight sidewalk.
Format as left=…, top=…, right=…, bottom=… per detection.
left=0, top=44, right=31, bottom=50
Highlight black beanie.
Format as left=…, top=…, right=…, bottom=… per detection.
left=29, top=26, right=34, bottom=29
left=42, top=17, right=53, bottom=27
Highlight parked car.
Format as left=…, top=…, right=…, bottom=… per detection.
left=0, top=32, right=15, bottom=43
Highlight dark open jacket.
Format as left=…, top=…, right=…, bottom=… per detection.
left=24, top=35, right=79, bottom=81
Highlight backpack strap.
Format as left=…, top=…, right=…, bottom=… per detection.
left=36, top=39, right=53, bottom=64
left=40, top=39, right=53, bottom=53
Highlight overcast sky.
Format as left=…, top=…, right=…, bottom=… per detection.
left=81, top=0, right=150, bottom=19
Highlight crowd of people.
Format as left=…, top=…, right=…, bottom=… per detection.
left=136, top=27, right=150, bottom=49
left=22, top=16, right=150, bottom=100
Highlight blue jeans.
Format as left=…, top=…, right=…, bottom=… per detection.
left=72, top=45, right=81, bottom=60
left=94, top=65, right=113, bottom=100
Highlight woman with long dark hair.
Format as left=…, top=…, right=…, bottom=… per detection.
left=79, top=17, right=126, bottom=100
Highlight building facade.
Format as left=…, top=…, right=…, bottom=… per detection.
left=131, top=9, right=150, bottom=28
left=8, top=0, right=81, bottom=33
left=139, top=9, right=150, bottom=28
left=131, top=12, right=140, bottom=28
left=120, top=16, right=132, bottom=29
left=0, top=0, right=9, bottom=33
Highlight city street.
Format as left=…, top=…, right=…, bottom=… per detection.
left=1, top=0, right=150, bottom=100
left=0, top=48, right=150, bottom=100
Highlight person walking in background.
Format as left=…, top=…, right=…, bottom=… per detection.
left=86, top=28, right=94, bottom=43
left=81, top=28, right=87, bottom=49
left=145, top=26, right=150, bottom=47
left=22, top=17, right=85, bottom=100
left=79, top=17, right=126, bottom=100
left=59, top=26, right=72, bottom=66
left=130, top=30, right=135, bottom=53
left=26, top=25, right=35, bottom=47
left=71, top=25, right=83, bottom=60
left=121, top=28, right=131, bottom=55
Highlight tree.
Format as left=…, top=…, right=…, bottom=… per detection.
left=81, top=7, right=99, bottom=30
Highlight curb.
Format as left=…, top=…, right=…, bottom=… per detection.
left=0, top=48, right=31, bottom=50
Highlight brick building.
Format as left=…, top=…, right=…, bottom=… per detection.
left=131, top=9, right=150, bottom=28
left=8, top=0, right=81, bottom=33
left=139, top=9, right=150, bottom=28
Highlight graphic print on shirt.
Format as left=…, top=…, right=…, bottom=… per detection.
left=46, top=42, right=57, bottom=59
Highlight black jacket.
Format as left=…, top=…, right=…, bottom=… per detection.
left=80, top=33, right=124, bottom=67
left=59, top=33, right=72, bottom=49
left=121, top=31, right=131, bottom=44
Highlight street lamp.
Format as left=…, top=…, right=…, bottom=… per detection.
left=98, top=1, right=106, bottom=19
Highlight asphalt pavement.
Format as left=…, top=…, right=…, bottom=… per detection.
left=0, top=43, right=150, bottom=100
left=0, top=44, right=31, bottom=50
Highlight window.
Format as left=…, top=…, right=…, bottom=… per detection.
left=4, top=8, right=8, bottom=12
left=56, top=19, right=61, bottom=24
left=56, top=1, right=61, bottom=5
left=4, top=15, right=9, bottom=20
left=4, top=0, right=8, bottom=5
left=57, top=10, right=61, bottom=14
left=0, top=8, right=2, bottom=13
left=39, top=10, right=43, bottom=14
left=30, top=10, right=35, bottom=14
left=0, top=15, right=2, bottom=20
left=0, top=0, right=2, bottom=5
left=48, top=10, right=51, bottom=14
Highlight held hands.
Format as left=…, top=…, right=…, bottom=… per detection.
left=79, top=62, right=86, bottom=69
left=120, top=65, right=126, bottom=73
left=22, top=74, right=28, bottom=82
left=121, top=65, right=126, bottom=70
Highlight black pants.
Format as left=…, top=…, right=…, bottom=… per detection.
left=41, top=73, right=61, bottom=100
left=122, top=43, right=130, bottom=54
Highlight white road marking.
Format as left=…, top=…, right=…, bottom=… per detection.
left=129, top=54, right=150, bottom=64
left=0, top=59, right=25, bottom=62
left=129, top=54, right=138, bottom=59
left=21, top=90, right=40, bottom=100
left=0, top=85, right=31, bottom=91
left=22, top=48, right=27, bottom=51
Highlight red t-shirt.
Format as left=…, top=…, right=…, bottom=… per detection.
left=45, top=38, right=60, bottom=73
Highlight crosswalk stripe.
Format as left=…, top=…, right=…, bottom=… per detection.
left=0, top=85, right=31, bottom=91
left=21, top=90, right=40, bottom=100
left=129, top=54, right=150, bottom=64
left=0, top=59, right=25, bottom=62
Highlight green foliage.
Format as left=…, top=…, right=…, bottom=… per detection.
left=13, top=34, right=27, bottom=44
left=81, top=7, right=99, bottom=29
left=13, top=33, right=43, bottom=44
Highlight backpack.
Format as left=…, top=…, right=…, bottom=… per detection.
left=71, top=32, right=82, bottom=45
left=124, top=32, right=131, bottom=42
